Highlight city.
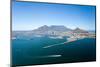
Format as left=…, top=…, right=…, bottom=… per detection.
left=12, top=25, right=95, bottom=43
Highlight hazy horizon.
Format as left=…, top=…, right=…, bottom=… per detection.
left=12, top=1, right=96, bottom=31
left=12, top=25, right=96, bottom=31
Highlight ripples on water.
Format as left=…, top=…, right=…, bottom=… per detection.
left=12, top=37, right=96, bottom=66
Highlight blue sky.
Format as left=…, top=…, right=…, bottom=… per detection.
left=12, top=1, right=96, bottom=31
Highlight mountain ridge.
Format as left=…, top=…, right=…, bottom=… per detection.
left=32, top=25, right=72, bottom=32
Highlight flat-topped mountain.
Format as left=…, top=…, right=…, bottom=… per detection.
left=49, top=25, right=71, bottom=31
left=33, top=25, right=72, bottom=32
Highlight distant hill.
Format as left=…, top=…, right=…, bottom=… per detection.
left=73, top=27, right=88, bottom=33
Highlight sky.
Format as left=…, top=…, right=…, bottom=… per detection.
left=12, top=1, right=96, bottom=31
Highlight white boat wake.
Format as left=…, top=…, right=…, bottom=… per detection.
left=39, top=55, right=62, bottom=58
left=43, top=39, right=78, bottom=48
left=43, top=42, right=68, bottom=48
left=27, top=55, right=62, bottom=59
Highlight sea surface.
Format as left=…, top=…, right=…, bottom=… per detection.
left=12, top=36, right=96, bottom=66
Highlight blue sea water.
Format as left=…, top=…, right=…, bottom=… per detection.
left=12, top=36, right=96, bottom=66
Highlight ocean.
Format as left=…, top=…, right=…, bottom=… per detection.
left=12, top=36, right=96, bottom=66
